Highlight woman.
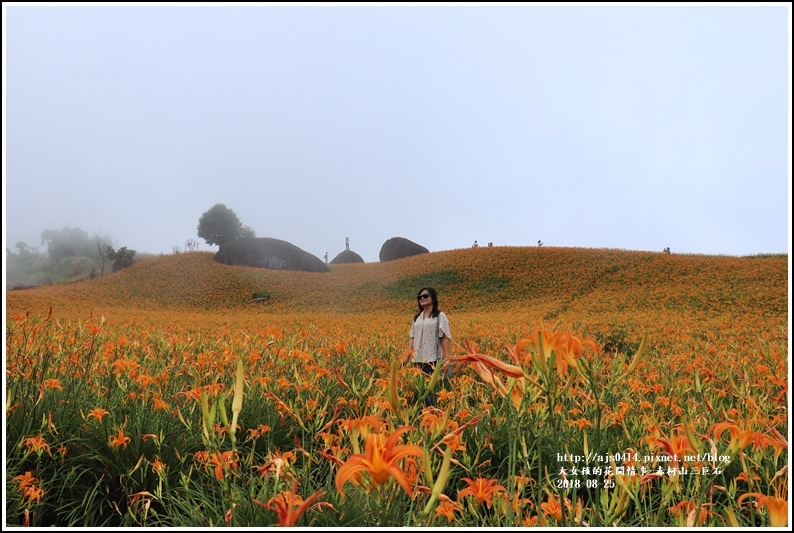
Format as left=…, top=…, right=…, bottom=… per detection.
left=407, top=287, right=452, bottom=405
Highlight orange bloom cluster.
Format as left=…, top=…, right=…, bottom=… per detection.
left=14, top=471, right=44, bottom=505
left=23, top=435, right=51, bottom=457
left=195, top=450, right=240, bottom=481
left=335, top=426, right=423, bottom=498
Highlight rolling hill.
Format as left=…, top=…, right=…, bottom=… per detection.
left=5, top=247, right=788, bottom=319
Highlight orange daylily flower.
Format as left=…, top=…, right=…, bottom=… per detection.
left=540, top=494, right=571, bottom=522
left=255, top=450, right=297, bottom=480
left=523, top=514, right=539, bottom=526
left=449, top=352, right=527, bottom=380
left=646, top=427, right=697, bottom=462
left=15, top=471, right=45, bottom=505
left=510, top=330, right=597, bottom=376
left=762, top=423, right=788, bottom=456
left=14, top=471, right=38, bottom=490
left=86, top=408, right=110, bottom=423
left=468, top=359, right=509, bottom=395
left=247, top=424, right=272, bottom=440
left=23, top=435, right=51, bottom=456
left=457, top=477, right=507, bottom=509
left=23, top=484, right=45, bottom=505
left=568, top=417, right=593, bottom=430
left=152, top=397, right=170, bottom=411
left=210, top=451, right=239, bottom=480
left=433, top=414, right=481, bottom=453
left=436, top=389, right=455, bottom=402
left=337, top=415, right=386, bottom=437
left=709, top=421, right=763, bottom=452
left=255, top=480, right=327, bottom=527
left=735, top=471, right=761, bottom=484
left=768, top=375, right=787, bottom=402
left=41, top=378, right=63, bottom=392
left=196, top=450, right=240, bottom=480
left=335, top=426, right=423, bottom=498
left=151, top=456, right=167, bottom=476
left=420, top=409, right=454, bottom=436
left=738, top=492, right=788, bottom=527
left=435, top=500, right=463, bottom=522
left=439, top=432, right=467, bottom=453
left=109, top=427, right=131, bottom=450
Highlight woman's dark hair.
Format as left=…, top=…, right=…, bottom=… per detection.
left=414, top=287, right=440, bottom=321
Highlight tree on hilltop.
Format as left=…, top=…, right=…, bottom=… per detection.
left=197, top=203, right=255, bottom=247
left=109, top=246, right=136, bottom=271
left=93, top=230, right=116, bottom=277
left=8, top=227, right=140, bottom=285
left=41, top=227, right=94, bottom=265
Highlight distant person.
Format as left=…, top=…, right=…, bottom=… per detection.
left=346, top=237, right=350, bottom=251
left=324, top=252, right=329, bottom=263
left=488, top=242, right=493, bottom=247
left=538, top=240, right=543, bottom=247
left=406, top=287, right=452, bottom=407
left=473, top=240, right=479, bottom=248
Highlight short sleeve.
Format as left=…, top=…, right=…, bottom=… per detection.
left=438, top=312, right=452, bottom=339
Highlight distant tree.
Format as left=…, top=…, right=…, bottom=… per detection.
left=240, top=225, right=256, bottom=239
left=55, top=255, right=95, bottom=281
left=109, top=246, right=136, bottom=270
left=6, top=242, right=48, bottom=287
left=9, top=230, right=141, bottom=286
left=41, top=227, right=94, bottom=265
left=14, top=241, right=35, bottom=253
left=93, top=230, right=116, bottom=277
left=184, top=238, right=199, bottom=252
left=10, top=241, right=41, bottom=268
left=197, top=204, right=255, bottom=247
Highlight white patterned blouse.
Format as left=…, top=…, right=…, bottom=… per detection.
left=409, top=311, right=452, bottom=364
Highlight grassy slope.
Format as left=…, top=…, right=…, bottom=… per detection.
left=6, top=247, right=788, bottom=320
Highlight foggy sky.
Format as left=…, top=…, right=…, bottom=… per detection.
left=3, top=4, right=792, bottom=263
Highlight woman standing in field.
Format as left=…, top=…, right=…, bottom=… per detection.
left=407, top=287, right=452, bottom=406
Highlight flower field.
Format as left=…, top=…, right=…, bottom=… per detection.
left=5, top=247, right=789, bottom=527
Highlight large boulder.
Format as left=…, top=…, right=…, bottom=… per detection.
left=215, top=238, right=330, bottom=272
left=330, top=250, right=365, bottom=264
left=379, top=237, right=429, bottom=262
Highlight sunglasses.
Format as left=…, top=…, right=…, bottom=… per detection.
left=418, top=293, right=431, bottom=300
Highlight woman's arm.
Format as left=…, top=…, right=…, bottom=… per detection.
left=441, top=335, right=450, bottom=358
left=405, top=338, right=414, bottom=364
